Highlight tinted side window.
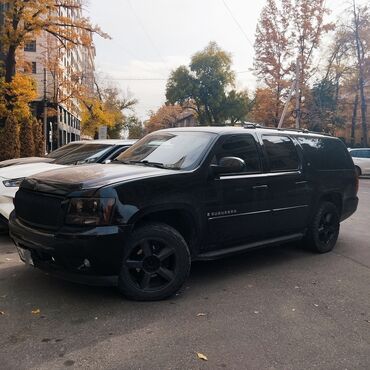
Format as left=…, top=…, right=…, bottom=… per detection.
left=262, top=135, right=299, bottom=171
left=298, top=137, right=352, bottom=170
left=215, top=134, right=261, bottom=174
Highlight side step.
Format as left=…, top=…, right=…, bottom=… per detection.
left=196, top=233, right=304, bottom=261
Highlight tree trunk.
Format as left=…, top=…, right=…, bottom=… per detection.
left=351, top=93, right=359, bottom=147
left=353, top=2, right=368, bottom=147
left=358, top=76, right=368, bottom=147
left=5, top=45, right=17, bottom=83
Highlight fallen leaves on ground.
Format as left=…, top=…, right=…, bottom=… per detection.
left=31, top=309, right=40, bottom=315
left=0, top=311, right=5, bottom=315
left=196, top=352, right=208, bottom=361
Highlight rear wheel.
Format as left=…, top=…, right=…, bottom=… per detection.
left=118, top=222, right=191, bottom=301
left=355, top=166, right=362, bottom=177
left=304, top=202, right=340, bottom=253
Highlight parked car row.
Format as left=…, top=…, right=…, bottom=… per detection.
left=0, top=140, right=136, bottom=230
left=3, top=126, right=359, bottom=301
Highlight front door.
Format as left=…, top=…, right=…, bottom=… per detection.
left=205, top=134, right=272, bottom=249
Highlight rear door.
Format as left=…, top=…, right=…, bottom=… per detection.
left=260, top=134, right=312, bottom=235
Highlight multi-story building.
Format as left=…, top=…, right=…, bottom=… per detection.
left=1, top=1, right=95, bottom=151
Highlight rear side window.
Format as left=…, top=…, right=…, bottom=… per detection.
left=298, top=137, right=353, bottom=170
left=351, top=150, right=370, bottom=159
left=262, top=135, right=300, bottom=172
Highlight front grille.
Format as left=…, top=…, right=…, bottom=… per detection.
left=15, top=189, right=66, bottom=229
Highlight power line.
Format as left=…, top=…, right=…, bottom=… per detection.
left=102, top=70, right=254, bottom=82
left=221, top=0, right=254, bottom=49
left=126, top=0, right=167, bottom=65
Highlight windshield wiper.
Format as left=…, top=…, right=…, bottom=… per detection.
left=121, top=160, right=167, bottom=169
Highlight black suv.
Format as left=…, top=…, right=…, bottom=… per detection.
left=9, top=127, right=359, bottom=300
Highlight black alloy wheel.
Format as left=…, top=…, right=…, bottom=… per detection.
left=317, top=211, right=338, bottom=245
left=118, top=223, right=191, bottom=301
left=304, top=201, right=340, bottom=253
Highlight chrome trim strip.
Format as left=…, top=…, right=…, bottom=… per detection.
left=219, top=171, right=301, bottom=180
left=273, top=205, right=309, bottom=212
left=208, top=209, right=270, bottom=220
left=208, top=205, right=308, bottom=220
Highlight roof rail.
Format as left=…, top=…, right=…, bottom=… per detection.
left=243, top=122, right=263, bottom=129
left=242, top=122, right=333, bottom=137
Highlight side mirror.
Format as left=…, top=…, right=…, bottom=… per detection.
left=211, top=156, right=246, bottom=175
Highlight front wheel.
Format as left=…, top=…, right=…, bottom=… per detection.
left=118, top=223, right=191, bottom=301
left=304, top=202, right=340, bottom=253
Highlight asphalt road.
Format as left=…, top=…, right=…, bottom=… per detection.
left=1, top=181, right=370, bottom=370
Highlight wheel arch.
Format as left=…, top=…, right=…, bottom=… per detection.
left=318, top=192, right=343, bottom=215
left=129, top=206, right=201, bottom=256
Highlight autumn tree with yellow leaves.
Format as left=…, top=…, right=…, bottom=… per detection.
left=0, top=0, right=108, bottom=160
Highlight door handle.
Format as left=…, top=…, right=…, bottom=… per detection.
left=253, top=185, right=269, bottom=190
left=295, top=181, right=308, bottom=185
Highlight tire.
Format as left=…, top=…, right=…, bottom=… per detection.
left=118, top=222, right=191, bottom=301
left=355, top=166, right=362, bottom=177
left=304, top=202, right=340, bottom=253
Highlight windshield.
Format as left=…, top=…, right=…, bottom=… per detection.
left=116, top=131, right=216, bottom=170
left=46, top=142, right=84, bottom=159
left=54, top=144, right=113, bottom=165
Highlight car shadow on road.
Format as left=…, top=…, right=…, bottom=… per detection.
left=0, top=241, right=314, bottom=304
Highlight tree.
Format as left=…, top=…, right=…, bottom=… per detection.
left=19, top=116, right=35, bottom=157
left=250, top=88, right=282, bottom=125
left=126, top=116, right=144, bottom=139
left=254, top=0, right=333, bottom=127
left=254, top=0, right=294, bottom=126
left=81, top=84, right=137, bottom=138
left=33, top=118, right=44, bottom=156
left=166, top=42, right=248, bottom=125
left=145, top=104, right=184, bottom=133
left=0, top=0, right=108, bottom=85
left=223, top=90, right=253, bottom=125
left=351, top=2, right=369, bottom=146
left=0, top=114, right=20, bottom=160
left=306, top=79, right=344, bottom=132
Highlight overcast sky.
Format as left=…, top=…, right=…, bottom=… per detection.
left=87, top=0, right=363, bottom=120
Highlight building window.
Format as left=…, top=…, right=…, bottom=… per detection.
left=24, top=40, right=36, bottom=52
left=32, top=62, right=37, bottom=74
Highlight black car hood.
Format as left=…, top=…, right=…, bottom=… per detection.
left=22, top=163, right=176, bottom=195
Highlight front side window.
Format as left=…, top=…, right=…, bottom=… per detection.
left=117, top=131, right=216, bottom=170
left=263, top=135, right=300, bottom=172
left=214, top=134, right=261, bottom=174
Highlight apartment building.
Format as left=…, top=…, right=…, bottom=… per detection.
left=1, top=1, right=96, bottom=151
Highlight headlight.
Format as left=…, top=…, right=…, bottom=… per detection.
left=65, top=198, right=116, bottom=226
left=2, top=177, right=25, bottom=187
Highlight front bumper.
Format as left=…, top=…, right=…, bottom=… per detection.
left=9, top=215, right=131, bottom=285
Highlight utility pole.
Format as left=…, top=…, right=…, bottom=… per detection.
left=295, top=57, right=301, bottom=129
left=43, top=68, right=48, bottom=154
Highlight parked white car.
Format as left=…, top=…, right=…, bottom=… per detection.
left=0, top=140, right=135, bottom=229
left=0, top=141, right=82, bottom=168
left=348, top=148, right=370, bottom=176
